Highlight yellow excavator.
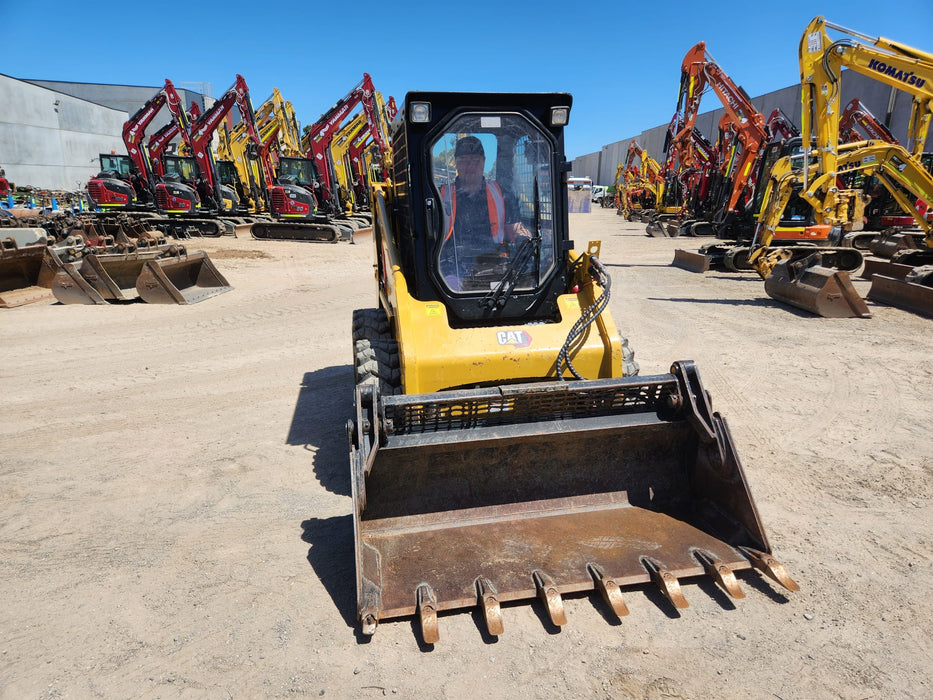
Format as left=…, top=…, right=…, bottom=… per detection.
left=327, top=111, right=372, bottom=219
left=748, top=16, right=933, bottom=318
left=347, top=91, right=798, bottom=643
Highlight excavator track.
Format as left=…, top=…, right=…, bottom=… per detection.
left=673, top=244, right=863, bottom=274
left=249, top=221, right=345, bottom=243
left=151, top=217, right=236, bottom=238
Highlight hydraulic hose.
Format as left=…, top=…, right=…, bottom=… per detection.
left=557, top=256, right=611, bottom=380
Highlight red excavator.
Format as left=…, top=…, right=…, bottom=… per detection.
left=86, top=80, right=201, bottom=217
left=301, top=74, right=392, bottom=221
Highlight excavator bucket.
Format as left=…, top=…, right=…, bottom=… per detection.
left=135, top=250, right=232, bottom=304
left=51, top=249, right=167, bottom=304
left=645, top=219, right=669, bottom=237
left=350, top=361, right=798, bottom=641
left=764, top=255, right=871, bottom=318
left=860, top=258, right=913, bottom=281
left=672, top=248, right=711, bottom=272
left=0, top=242, right=58, bottom=308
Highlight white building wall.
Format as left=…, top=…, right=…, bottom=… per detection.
left=0, top=74, right=127, bottom=191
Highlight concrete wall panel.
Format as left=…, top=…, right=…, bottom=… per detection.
left=1, top=75, right=126, bottom=190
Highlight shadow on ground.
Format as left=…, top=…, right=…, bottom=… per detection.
left=288, top=365, right=355, bottom=496
left=301, top=514, right=360, bottom=632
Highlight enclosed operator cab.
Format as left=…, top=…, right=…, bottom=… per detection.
left=386, top=92, right=572, bottom=327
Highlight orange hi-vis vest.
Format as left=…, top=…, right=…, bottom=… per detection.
left=441, top=181, right=505, bottom=243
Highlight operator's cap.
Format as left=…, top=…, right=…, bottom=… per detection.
left=454, top=135, right=484, bottom=158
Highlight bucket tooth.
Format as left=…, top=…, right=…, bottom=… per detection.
left=740, top=547, right=800, bottom=592
left=361, top=613, right=378, bottom=637
left=695, top=550, right=745, bottom=599
left=587, top=563, right=629, bottom=618
left=416, top=584, right=439, bottom=644
left=359, top=579, right=381, bottom=637
left=643, top=558, right=689, bottom=609
left=475, top=577, right=504, bottom=636
left=532, top=570, right=567, bottom=626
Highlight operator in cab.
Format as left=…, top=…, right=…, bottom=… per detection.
left=439, top=135, right=531, bottom=291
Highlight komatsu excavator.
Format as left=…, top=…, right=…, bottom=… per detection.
left=347, top=91, right=798, bottom=643
left=747, top=16, right=933, bottom=318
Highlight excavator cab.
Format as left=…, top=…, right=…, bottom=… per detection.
left=87, top=154, right=139, bottom=210
left=157, top=156, right=201, bottom=214
left=347, top=91, right=797, bottom=643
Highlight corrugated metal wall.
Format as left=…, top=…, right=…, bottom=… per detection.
left=572, top=72, right=930, bottom=186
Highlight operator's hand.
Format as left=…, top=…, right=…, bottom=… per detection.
left=507, top=222, right=532, bottom=240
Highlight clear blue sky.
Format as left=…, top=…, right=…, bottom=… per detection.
left=1, top=1, right=930, bottom=160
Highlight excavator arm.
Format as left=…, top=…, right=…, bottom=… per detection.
left=148, top=102, right=201, bottom=178
left=121, top=80, right=190, bottom=195
left=185, top=74, right=271, bottom=211
left=672, top=42, right=768, bottom=213
left=839, top=98, right=897, bottom=144
left=800, top=16, right=933, bottom=187
left=765, top=109, right=800, bottom=143
left=303, top=74, right=392, bottom=199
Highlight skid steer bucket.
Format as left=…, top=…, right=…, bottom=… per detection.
left=350, top=361, right=798, bottom=641
left=135, top=250, right=232, bottom=304
left=672, top=248, right=711, bottom=272
left=764, top=254, right=871, bottom=318
left=0, top=242, right=57, bottom=308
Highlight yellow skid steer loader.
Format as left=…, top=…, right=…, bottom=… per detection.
left=347, top=92, right=797, bottom=643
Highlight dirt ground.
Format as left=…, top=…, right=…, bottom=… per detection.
left=1, top=207, right=930, bottom=699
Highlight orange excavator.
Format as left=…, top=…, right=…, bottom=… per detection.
left=671, top=41, right=866, bottom=276
left=667, top=42, right=776, bottom=269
